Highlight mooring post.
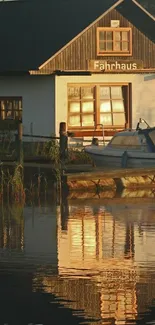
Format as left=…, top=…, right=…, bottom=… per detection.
left=59, top=122, right=68, bottom=194
left=17, top=121, right=23, bottom=165
left=59, top=122, right=68, bottom=163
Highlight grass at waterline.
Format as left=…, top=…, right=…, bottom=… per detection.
left=0, top=164, right=52, bottom=203
left=0, top=136, right=92, bottom=165
left=24, top=139, right=92, bottom=165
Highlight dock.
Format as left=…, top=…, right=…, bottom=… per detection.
left=65, top=166, right=155, bottom=191
left=1, top=159, right=155, bottom=192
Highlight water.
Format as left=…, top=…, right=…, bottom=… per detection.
left=1, top=191, right=155, bottom=325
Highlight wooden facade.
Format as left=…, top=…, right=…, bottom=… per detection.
left=36, top=8, right=155, bottom=74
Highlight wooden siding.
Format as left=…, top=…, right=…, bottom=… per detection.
left=37, top=8, right=155, bottom=74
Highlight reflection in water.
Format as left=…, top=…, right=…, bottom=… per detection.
left=0, top=202, right=24, bottom=251
left=1, top=194, right=155, bottom=324
left=37, top=198, right=155, bottom=325
left=57, top=205, right=138, bottom=324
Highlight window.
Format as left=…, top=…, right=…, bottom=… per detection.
left=109, top=135, right=140, bottom=148
left=0, top=97, right=22, bottom=121
left=97, top=28, right=132, bottom=56
left=149, top=130, right=155, bottom=145
left=68, top=86, right=95, bottom=127
left=99, top=86, right=125, bottom=126
left=68, top=84, right=130, bottom=130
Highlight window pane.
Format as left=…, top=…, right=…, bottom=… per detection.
left=111, top=136, right=127, bottom=146
left=19, top=100, right=22, bottom=110
left=99, top=42, right=106, bottom=51
left=15, top=111, right=22, bottom=120
left=115, top=31, right=121, bottom=41
left=6, top=100, right=12, bottom=110
left=122, top=42, right=129, bottom=51
left=115, top=42, right=121, bottom=51
left=14, top=100, right=22, bottom=110
left=6, top=110, right=13, bottom=119
left=107, top=42, right=113, bottom=51
left=100, top=87, right=110, bottom=99
left=100, top=114, right=112, bottom=125
left=1, top=101, right=5, bottom=110
left=100, top=101, right=111, bottom=112
left=82, top=115, right=94, bottom=126
left=69, top=115, right=80, bottom=126
left=81, top=87, right=94, bottom=99
left=112, top=100, right=124, bottom=112
left=125, top=136, right=139, bottom=146
left=107, top=31, right=113, bottom=40
left=99, top=31, right=105, bottom=40
left=82, top=102, right=94, bottom=113
left=69, top=102, right=80, bottom=113
left=111, top=87, right=122, bottom=99
left=68, top=87, right=80, bottom=100
left=113, top=113, right=125, bottom=125
left=122, top=31, right=128, bottom=41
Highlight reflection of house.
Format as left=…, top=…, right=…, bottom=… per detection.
left=58, top=205, right=135, bottom=272
left=0, top=203, right=57, bottom=266
left=35, top=201, right=155, bottom=325
left=0, top=0, right=155, bottom=138
left=35, top=205, right=138, bottom=325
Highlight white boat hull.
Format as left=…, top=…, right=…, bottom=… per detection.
left=85, top=147, right=155, bottom=168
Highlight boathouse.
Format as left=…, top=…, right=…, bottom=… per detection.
left=0, top=0, right=154, bottom=140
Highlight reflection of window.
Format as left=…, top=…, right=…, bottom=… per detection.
left=68, top=87, right=95, bottom=127
left=68, top=85, right=129, bottom=130
left=97, top=27, right=132, bottom=56
left=0, top=97, right=22, bottom=120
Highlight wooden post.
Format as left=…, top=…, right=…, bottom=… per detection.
left=17, top=121, right=23, bottom=165
left=59, top=122, right=68, bottom=194
left=59, top=122, right=68, bottom=163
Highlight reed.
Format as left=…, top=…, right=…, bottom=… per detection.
left=0, top=164, right=49, bottom=204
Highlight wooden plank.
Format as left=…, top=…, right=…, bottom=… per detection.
left=66, top=167, right=155, bottom=180
left=66, top=167, right=155, bottom=190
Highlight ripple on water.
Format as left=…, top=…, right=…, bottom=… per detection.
left=0, top=197, right=155, bottom=324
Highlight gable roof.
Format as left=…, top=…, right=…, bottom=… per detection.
left=118, top=0, right=155, bottom=42
left=0, top=0, right=154, bottom=73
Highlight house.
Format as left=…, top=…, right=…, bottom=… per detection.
left=0, top=0, right=155, bottom=140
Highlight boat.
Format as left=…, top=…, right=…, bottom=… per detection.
left=84, top=119, right=155, bottom=168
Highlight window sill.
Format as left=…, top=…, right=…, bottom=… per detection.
left=68, top=129, right=124, bottom=137
left=97, top=52, right=132, bottom=57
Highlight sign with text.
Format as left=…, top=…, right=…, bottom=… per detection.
left=88, top=59, right=143, bottom=71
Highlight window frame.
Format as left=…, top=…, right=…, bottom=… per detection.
left=68, top=86, right=96, bottom=128
left=0, top=97, right=22, bottom=121
left=67, top=83, right=131, bottom=131
left=97, top=27, right=132, bottom=57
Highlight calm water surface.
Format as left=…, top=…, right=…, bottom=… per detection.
left=0, top=192, right=155, bottom=325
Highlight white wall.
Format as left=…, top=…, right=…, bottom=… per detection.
left=1, top=74, right=154, bottom=138
left=0, top=75, right=55, bottom=137
left=55, top=74, right=155, bottom=135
